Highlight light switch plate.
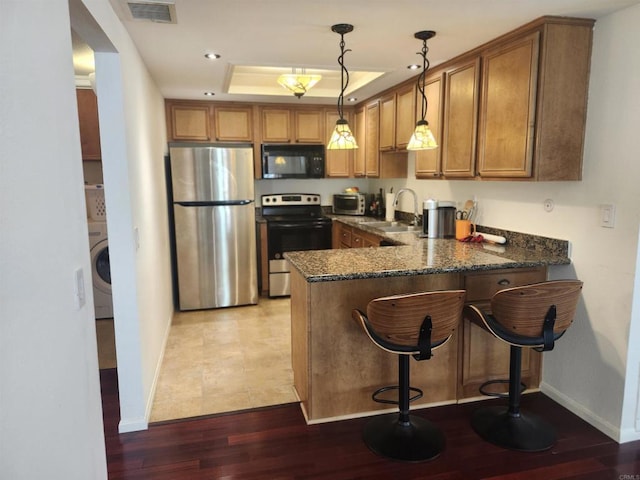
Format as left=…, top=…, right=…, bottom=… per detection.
left=74, top=267, right=86, bottom=309
left=600, top=204, right=616, bottom=228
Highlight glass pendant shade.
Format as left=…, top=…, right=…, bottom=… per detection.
left=277, top=72, right=321, bottom=98
left=327, top=119, right=358, bottom=150
left=407, top=120, right=437, bottom=150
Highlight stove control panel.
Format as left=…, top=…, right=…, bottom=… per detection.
left=261, top=194, right=321, bottom=206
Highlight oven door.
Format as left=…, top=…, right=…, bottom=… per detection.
left=266, top=220, right=332, bottom=297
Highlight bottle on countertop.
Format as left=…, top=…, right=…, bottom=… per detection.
left=376, top=193, right=384, bottom=218
left=423, top=198, right=439, bottom=238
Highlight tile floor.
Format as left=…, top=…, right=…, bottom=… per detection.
left=149, top=297, right=297, bottom=422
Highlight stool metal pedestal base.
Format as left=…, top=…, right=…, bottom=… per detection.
left=471, top=406, right=556, bottom=452
left=363, top=413, right=444, bottom=462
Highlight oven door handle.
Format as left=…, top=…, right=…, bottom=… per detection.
left=268, top=222, right=330, bottom=229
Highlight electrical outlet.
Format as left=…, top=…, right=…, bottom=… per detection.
left=600, top=204, right=616, bottom=228
left=74, top=268, right=86, bottom=309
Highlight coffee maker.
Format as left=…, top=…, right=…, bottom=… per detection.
left=422, top=200, right=456, bottom=238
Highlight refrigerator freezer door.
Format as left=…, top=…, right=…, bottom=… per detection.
left=170, top=145, right=254, bottom=202
left=173, top=203, right=258, bottom=310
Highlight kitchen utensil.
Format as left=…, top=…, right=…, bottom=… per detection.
left=463, top=199, right=474, bottom=220
left=474, top=231, right=506, bottom=244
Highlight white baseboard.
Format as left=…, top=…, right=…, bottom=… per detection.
left=541, top=382, right=621, bottom=442
left=117, top=311, right=173, bottom=433
left=118, top=417, right=148, bottom=433
left=143, top=311, right=174, bottom=424
left=619, top=427, right=640, bottom=443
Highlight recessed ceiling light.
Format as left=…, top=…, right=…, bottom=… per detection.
left=204, top=92, right=215, bottom=96
left=347, top=97, right=357, bottom=102
left=204, top=53, right=220, bottom=60
left=407, top=64, right=421, bottom=70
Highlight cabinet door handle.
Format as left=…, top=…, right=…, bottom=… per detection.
left=498, top=279, right=510, bottom=286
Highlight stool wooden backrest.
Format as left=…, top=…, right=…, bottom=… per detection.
left=491, top=280, right=583, bottom=337
left=365, top=290, right=466, bottom=349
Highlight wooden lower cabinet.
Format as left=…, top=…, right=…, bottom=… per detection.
left=291, top=270, right=461, bottom=422
left=458, top=266, right=547, bottom=399
left=332, top=222, right=382, bottom=249
left=290, top=257, right=547, bottom=423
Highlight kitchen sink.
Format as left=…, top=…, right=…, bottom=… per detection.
left=359, top=220, right=422, bottom=234
left=378, top=225, right=422, bottom=233
left=359, top=220, right=394, bottom=227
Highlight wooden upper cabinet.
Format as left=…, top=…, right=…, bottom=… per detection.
left=394, top=83, right=416, bottom=150
left=441, top=56, right=480, bottom=178
left=379, top=93, right=396, bottom=151
left=324, top=111, right=352, bottom=178
left=378, top=83, right=415, bottom=151
left=261, top=108, right=291, bottom=143
left=167, top=102, right=212, bottom=141
left=476, top=19, right=593, bottom=180
left=213, top=106, right=253, bottom=142
left=294, top=109, right=324, bottom=143
left=260, top=107, right=325, bottom=144
left=415, top=73, right=444, bottom=178
left=76, top=89, right=102, bottom=160
left=166, top=100, right=254, bottom=143
left=353, top=106, right=366, bottom=177
left=365, top=101, right=380, bottom=177
left=477, top=32, right=539, bottom=178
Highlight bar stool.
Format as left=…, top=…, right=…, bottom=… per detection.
left=352, top=289, right=466, bottom=462
left=464, top=279, right=583, bottom=452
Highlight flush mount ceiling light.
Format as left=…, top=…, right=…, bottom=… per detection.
left=327, top=23, right=358, bottom=150
left=407, top=30, right=438, bottom=151
left=277, top=68, right=322, bottom=98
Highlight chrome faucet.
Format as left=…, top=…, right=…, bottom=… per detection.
left=393, top=188, right=420, bottom=226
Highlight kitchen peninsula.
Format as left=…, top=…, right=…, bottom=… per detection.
left=285, top=218, right=571, bottom=424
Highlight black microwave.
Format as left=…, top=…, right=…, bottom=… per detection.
left=261, top=144, right=325, bottom=179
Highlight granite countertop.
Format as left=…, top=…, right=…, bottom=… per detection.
left=285, top=215, right=571, bottom=283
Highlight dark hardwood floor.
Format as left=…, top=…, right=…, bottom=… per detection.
left=101, top=369, right=640, bottom=479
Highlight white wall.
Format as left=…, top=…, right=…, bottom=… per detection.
left=374, top=3, right=640, bottom=442
left=0, top=1, right=107, bottom=478
left=75, top=0, right=174, bottom=432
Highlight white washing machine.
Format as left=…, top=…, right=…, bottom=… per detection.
left=88, top=220, right=113, bottom=319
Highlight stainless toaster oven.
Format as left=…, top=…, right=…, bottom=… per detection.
left=332, top=193, right=367, bottom=215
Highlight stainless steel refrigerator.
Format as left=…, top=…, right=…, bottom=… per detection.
left=167, top=143, right=258, bottom=310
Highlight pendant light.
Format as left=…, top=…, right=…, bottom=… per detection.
left=407, top=30, right=437, bottom=151
left=277, top=68, right=322, bottom=98
left=327, top=23, right=358, bottom=150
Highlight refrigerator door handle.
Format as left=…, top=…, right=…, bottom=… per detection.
left=175, top=200, right=253, bottom=207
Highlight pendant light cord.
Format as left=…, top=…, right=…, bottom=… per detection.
left=417, top=39, right=430, bottom=122
left=336, top=33, right=351, bottom=121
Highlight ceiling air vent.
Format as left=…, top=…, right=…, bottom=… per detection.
left=126, top=1, right=176, bottom=23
